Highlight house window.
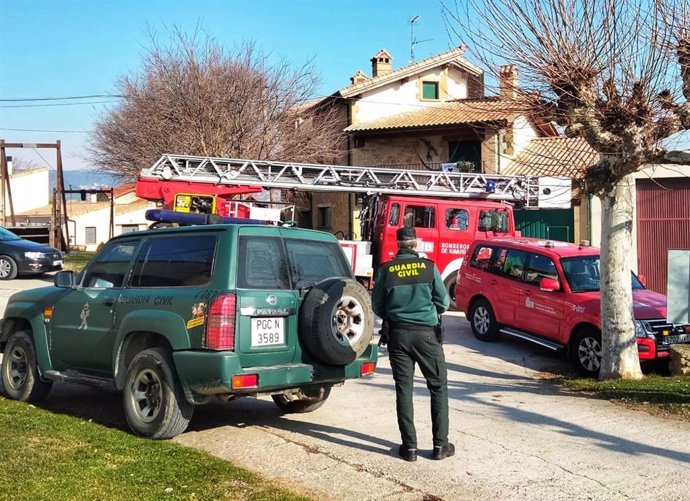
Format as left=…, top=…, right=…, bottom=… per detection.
left=422, top=81, right=439, bottom=100
left=120, top=225, right=139, bottom=234
left=317, top=206, right=332, bottom=229
left=449, top=140, right=482, bottom=172
left=85, top=227, right=97, bottom=244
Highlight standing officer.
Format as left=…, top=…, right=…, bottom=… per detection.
left=371, top=226, right=453, bottom=462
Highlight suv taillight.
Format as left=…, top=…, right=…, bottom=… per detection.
left=205, top=293, right=236, bottom=350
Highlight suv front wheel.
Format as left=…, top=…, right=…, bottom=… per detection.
left=1, top=331, right=52, bottom=402
left=123, top=347, right=194, bottom=439
left=469, top=298, right=500, bottom=341
left=570, top=328, right=602, bottom=377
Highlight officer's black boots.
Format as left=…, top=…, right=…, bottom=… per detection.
left=432, top=443, right=455, bottom=460
left=398, top=444, right=418, bottom=462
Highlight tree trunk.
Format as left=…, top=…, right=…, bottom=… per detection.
left=598, top=174, right=643, bottom=380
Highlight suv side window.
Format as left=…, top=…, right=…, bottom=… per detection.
left=494, top=248, right=528, bottom=280
left=237, top=236, right=290, bottom=290
left=82, top=240, right=138, bottom=288
left=286, top=239, right=352, bottom=288
left=469, top=245, right=495, bottom=271
left=445, top=208, right=469, bottom=231
left=524, top=253, right=558, bottom=286
left=131, top=235, right=217, bottom=287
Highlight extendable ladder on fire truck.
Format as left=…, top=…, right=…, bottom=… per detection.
left=140, top=154, right=555, bottom=206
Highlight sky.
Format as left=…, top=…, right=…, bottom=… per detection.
left=0, top=0, right=460, bottom=171
left=1, top=0, right=688, bottom=174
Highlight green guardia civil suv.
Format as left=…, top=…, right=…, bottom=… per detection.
left=0, top=223, right=377, bottom=438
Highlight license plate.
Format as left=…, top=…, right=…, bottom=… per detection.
left=53, top=260, right=63, bottom=266
left=662, top=333, right=690, bottom=345
left=251, top=317, right=284, bottom=347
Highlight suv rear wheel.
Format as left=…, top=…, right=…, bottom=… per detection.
left=1, top=331, right=52, bottom=402
left=123, top=347, right=194, bottom=439
left=571, top=328, right=602, bottom=377
left=272, top=385, right=332, bottom=413
left=469, top=298, right=500, bottom=341
left=299, top=277, right=373, bottom=365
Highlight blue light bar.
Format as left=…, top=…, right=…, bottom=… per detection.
left=145, top=209, right=266, bottom=226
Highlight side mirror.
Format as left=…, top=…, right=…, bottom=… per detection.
left=637, top=274, right=647, bottom=287
left=54, top=270, right=75, bottom=288
left=540, top=277, right=560, bottom=292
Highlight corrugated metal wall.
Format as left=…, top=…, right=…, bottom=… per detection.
left=514, top=208, right=575, bottom=242
left=636, top=178, right=690, bottom=294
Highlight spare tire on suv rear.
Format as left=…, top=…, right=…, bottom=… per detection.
left=299, top=277, right=373, bottom=365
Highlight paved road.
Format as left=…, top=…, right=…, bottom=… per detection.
left=2, top=276, right=690, bottom=500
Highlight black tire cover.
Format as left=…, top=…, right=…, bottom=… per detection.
left=299, top=277, right=373, bottom=365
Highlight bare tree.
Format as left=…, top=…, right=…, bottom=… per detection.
left=444, top=0, right=690, bottom=379
left=89, top=29, right=345, bottom=179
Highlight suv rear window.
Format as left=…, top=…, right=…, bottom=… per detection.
left=237, top=236, right=351, bottom=290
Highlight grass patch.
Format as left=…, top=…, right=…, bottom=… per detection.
left=0, top=397, right=313, bottom=501
left=556, top=374, right=690, bottom=421
left=62, top=251, right=95, bottom=272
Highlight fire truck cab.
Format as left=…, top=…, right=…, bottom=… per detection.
left=359, top=194, right=517, bottom=300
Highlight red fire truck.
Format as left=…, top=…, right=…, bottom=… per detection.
left=135, top=154, right=571, bottom=299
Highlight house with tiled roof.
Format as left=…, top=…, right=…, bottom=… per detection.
left=18, top=184, right=155, bottom=251
left=308, top=46, right=597, bottom=243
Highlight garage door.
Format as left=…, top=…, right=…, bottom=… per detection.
left=637, top=178, right=690, bottom=294
left=514, top=208, right=575, bottom=242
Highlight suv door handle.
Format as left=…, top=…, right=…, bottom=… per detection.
left=103, top=299, right=115, bottom=308
left=489, top=279, right=497, bottom=286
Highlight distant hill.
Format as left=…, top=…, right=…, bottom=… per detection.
left=49, top=170, right=129, bottom=191
left=48, top=170, right=131, bottom=200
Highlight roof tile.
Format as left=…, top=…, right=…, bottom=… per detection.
left=504, top=137, right=598, bottom=179
left=344, top=98, right=529, bottom=133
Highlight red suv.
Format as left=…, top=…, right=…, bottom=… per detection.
left=455, top=237, right=690, bottom=376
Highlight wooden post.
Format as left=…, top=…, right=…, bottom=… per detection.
left=0, top=140, right=6, bottom=226
left=56, top=140, right=69, bottom=251
left=109, top=188, right=114, bottom=239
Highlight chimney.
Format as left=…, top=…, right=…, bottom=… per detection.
left=499, top=65, right=519, bottom=99
left=371, top=49, right=393, bottom=78
left=350, top=70, right=370, bottom=86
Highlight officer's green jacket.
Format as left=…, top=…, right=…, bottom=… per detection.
left=372, top=249, right=450, bottom=326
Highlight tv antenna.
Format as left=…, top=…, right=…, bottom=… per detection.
left=409, top=15, right=432, bottom=62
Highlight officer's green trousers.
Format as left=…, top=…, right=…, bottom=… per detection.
left=388, top=325, right=449, bottom=448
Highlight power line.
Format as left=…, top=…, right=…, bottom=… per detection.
left=0, top=100, right=119, bottom=109
left=0, top=94, right=124, bottom=102
left=0, top=127, right=87, bottom=133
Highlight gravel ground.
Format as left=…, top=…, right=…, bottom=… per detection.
left=2, top=275, right=690, bottom=501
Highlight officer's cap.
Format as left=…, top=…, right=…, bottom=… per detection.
left=396, top=226, right=416, bottom=241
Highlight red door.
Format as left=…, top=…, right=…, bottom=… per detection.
left=637, top=178, right=690, bottom=294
